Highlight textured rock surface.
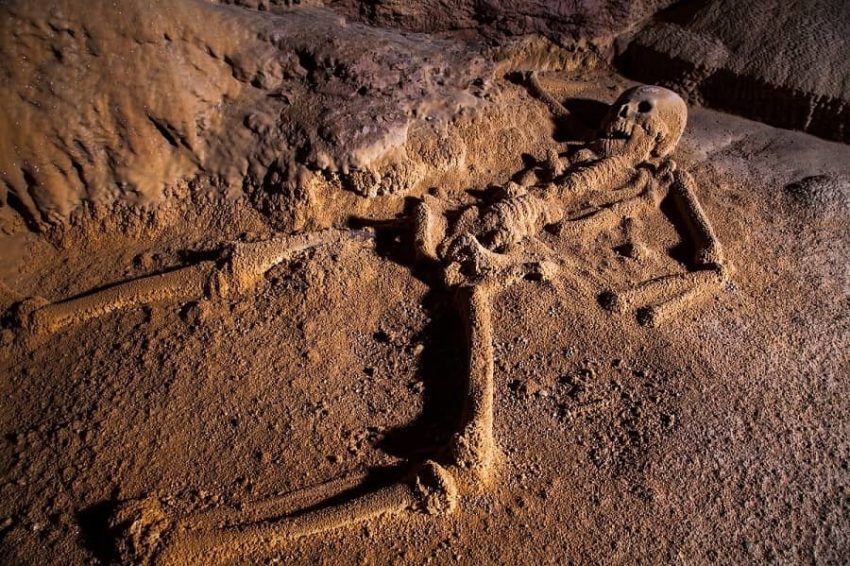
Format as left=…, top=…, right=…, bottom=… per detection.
left=0, top=0, right=494, bottom=228
left=327, top=0, right=675, bottom=44
left=616, top=0, right=850, bottom=143
left=4, top=0, right=850, bottom=230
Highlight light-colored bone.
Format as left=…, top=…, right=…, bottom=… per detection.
left=116, top=462, right=456, bottom=565
left=599, top=270, right=725, bottom=326
left=228, top=228, right=372, bottom=294
left=12, top=228, right=373, bottom=337
left=448, top=284, right=496, bottom=487
left=637, top=283, right=715, bottom=328
left=27, top=261, right=218, bottom=335
left=413, top=195, right=450, bottom=262
left=558, top=193, right=653, bottom=242
left=547, top=154, right=641, bottom=203
left=161, top=483, right=418, bottom=564
left=526, top=71, right=570, bottom=119
left=668, top=169, right=725, bottom=268
left=87, top=83, right=726, bottom=563
left=597, top=85, right=687, bottom=161
left=181, top=471, right=371, bottom=532
left=112, top=239, right=547, bottom=564
left=477, top=193, right=564, bottom=250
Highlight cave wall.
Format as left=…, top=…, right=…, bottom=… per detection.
left=3, top=0, right=850, bottom=231
left=0, top=0, right=495, bottom=229
left=325, top=0, right=676, bottom=44
left=616, top=0, right=850, bottom=143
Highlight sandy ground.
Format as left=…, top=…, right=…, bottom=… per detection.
left=1, top=70, right=848, bottom=564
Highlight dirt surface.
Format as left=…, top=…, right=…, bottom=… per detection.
left=1, top=1, right=849, bottom=564
left=1, top=67, right=848, bottom=563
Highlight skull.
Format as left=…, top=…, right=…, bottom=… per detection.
left=595, top=85, right=687, bottom=162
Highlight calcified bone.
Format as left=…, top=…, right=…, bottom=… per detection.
left=113, top=462, right=457, bottom=565
left=495, top=79, right=730, bottom=327
left=477, top=193, right=565, bottom=250
left=20, top=262, right=219, bottom=336
left=449, top=81, right=691, bottom=256
left=10, top=229, right=372, bottom=337
left=526, top=71, right=570, bottom=119
left=593, top=165, right=730, bottom=326
left=446, top=283, right=497, bottom=487
left=111, top=260, right=537, bottom=564
left=32, top=81, right=729, bottom=565
left=594, top=85, right=688, bottom=162
left=668, top=169, right=725, bottom=268
left=600, top=270, right=723, bottom=314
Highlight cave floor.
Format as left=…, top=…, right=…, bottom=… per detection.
left=1, top=72, right=849, bottom=564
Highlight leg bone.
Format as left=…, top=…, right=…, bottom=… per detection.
left=636, top=283, right=714, bottom=328
left=114, top=462, right=456, bottom=565
left=228, top=228, right=372, bottom=294
left=446, top=284, right=497, bottom=489
left=24, top=261, right=218, bottom=335
left=599, top=270, right=724, bottom=325
left=11, top=228, right=373, bottom=337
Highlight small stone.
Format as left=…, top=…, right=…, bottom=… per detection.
left=0, top=329, right=14, bottom=347
left=661, top=413, right=676, bottom=428
left=135, top=251, right=154, bottom=271
left=522, top=380, right=542, bottom=397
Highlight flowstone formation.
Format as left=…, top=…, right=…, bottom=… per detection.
left=0, top=0, right=493, bottom=230
left=3, top=81, right=731, bottom=564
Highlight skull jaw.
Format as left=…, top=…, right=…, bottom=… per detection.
left=591, top=124, right=657, bottom=164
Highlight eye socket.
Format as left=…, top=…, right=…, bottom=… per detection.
left=638, top=100, right=653, bottom=113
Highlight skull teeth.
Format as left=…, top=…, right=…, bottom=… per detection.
left=604, top=128, right=630, bottom=140
left=603, top=123, right=632, bottom=140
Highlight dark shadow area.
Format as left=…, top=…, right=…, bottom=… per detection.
left=5, top=192, right=44, bottom=233
left=378, top=284, right=467, bottom=459
left=177, top=247, right=227, bottom=265
left=76, top=499, right=121, bottom=564
left=653, top=0, right=711, bottom=25
left=563, top=98, right=610, bottom=134
left=659, top=193, right=697, bottom=268
left=348, top=206, right=468, bottom=461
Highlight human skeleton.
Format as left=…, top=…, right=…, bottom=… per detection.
left=5, top=77, right=731, bottom=564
